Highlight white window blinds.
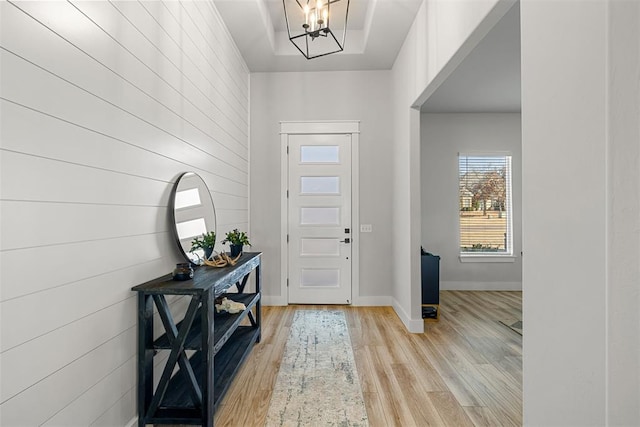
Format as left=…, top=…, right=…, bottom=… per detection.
left=459, top=154, right=513, bottom=255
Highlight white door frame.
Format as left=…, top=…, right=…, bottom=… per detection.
left=280, top=121, right=360, bottom=305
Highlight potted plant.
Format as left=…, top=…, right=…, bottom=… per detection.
left=190, top=231, right=216, bottom=260
left=222, top=228, right=251, bottom=257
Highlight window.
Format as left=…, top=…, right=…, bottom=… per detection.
left=459, top=154, right=513, bottom=259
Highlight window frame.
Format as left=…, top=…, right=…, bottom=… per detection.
left=458, top=152, right=515, bottom=263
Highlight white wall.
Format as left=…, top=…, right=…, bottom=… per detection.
left=421, top=113, right=522, bottom=290
left=249, top=70, right=393, bottom=305
left=521, top=0, right=640, bottom=425
left=390, top=0, right=513, bottom=331
left=606, top=1, right=640, bottom=424
left=0, top=1, right=248, bottom=425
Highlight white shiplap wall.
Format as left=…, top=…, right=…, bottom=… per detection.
left=0, top=1, right=249, bottom=425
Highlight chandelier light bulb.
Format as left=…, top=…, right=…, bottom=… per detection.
left=303, top=4, right=309, bottom=28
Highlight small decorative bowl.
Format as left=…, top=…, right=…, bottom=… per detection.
left=172, top=263, right=194, bottom=281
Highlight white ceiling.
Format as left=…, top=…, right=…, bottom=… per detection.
left=213, top=0, right=521, bottom=112
left=213, top=0, right=424, bottom=72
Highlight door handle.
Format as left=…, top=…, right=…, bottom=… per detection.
left=340, top=238, right=351, bottom=244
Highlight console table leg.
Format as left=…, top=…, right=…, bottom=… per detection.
left=202, top=289, right=215, bottom=427
left=137, top=294, right=153, bottom=426
left=256, top=264, right=261, bottom=343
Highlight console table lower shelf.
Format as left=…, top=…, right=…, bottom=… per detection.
left=132, top=252, right=262, bottom=427
left=148, top=327, right=259, bottom=424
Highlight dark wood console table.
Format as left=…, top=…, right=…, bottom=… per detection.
left=132, top=252, right=261, bottom=426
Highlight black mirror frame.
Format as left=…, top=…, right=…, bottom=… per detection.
left=169, top=172, right=217, bottom=266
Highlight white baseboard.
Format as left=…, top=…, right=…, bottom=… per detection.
left=261, top=295, right=393, bottom=306
left=391, top=298, right=424, bottom=333
left=261, top=295, right=288, bottom=306
left=353, top=295, right=392, bottom=306
left=440, top=281, right=522, bottom=291
left=125, top=416, right=137, bottom=427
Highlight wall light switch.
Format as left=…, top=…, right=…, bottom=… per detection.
left=360, top=224, right=372, bottom=233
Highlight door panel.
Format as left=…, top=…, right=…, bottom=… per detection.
left=288, top=133, right=352, bottom=304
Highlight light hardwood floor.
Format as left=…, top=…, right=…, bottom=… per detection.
left=215, top=291, right=522, bottom=426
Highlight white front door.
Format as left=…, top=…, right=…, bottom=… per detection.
left=287, top=133, right=352, bottom=304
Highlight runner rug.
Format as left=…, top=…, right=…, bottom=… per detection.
left=265, top=310, right=369, bottom=426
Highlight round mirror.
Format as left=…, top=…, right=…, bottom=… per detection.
left=170, top=172, right=217, bottom=265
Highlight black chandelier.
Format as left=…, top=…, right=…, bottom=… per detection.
left=283, top=0, right=350, bottom=60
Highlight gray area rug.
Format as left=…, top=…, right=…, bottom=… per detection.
left=265, top=310, right=369, bottom=426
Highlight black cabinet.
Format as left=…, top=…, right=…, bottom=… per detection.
left=132, top=252, right=261, bottom=426
left=421, top=251, right=440, bottom=321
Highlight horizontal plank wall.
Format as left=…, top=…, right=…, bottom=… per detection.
left=0, top=1, right=249, bottom=425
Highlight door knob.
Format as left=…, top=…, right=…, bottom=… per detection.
left=340, top=238, right=351, bottom=243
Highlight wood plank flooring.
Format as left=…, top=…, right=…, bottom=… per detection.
left=215, top=291, right=522, bottom=426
